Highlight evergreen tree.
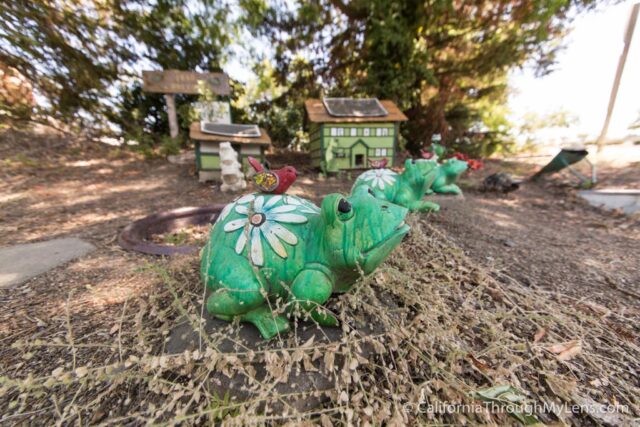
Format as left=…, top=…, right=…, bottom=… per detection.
left=240, top=0, right=602, bottom=154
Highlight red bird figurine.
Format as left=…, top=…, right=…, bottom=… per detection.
left=247, top=156, right=298, bottom=194
left=368, top=158, right=388, bottom=169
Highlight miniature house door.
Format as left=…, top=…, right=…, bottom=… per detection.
left=351, top=140, right=368, bottom=168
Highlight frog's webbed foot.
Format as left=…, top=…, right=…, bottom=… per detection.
left=288, top=269, right=337, bottom=327
left=308, top=307, right=339, bottom=327
left=435, top=184, right=462, bottom=195
left=407, top=200, right=440, bottom=213
left=241, top=306, right=290, bottom=340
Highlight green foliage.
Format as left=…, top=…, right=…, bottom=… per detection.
left=161, top=230, right=190, bottom=246
left=241, top=0, right=601, bottom=155
left=108, top=82, right=168, bottom=140
left=125, top=127, right=158, bottom=159
left=1, top=0, right=134, bottom=123
left=517, top=108, right=579, bottom=152
left=2, top=0, right=605, bottom=156
left=520, top=110, right=579, bottom=135
left=235, top=59, right=318, bottom=149
left=1, top=0, right=231, bottom=146
left=159, top=134, right=184, bottom=157
left=110, top=0, right=232, bottom=144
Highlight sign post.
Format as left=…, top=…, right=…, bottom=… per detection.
left=142, top=70, right=231, bottom=139
left=163, top=94, right=179, bottom=138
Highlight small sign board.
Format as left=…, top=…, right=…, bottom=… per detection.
left=142, top=70, right=231, bottom=95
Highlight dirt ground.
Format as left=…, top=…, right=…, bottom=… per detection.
left=2, top=129, right=636, bottom=312
left=0, top=128, right=638, bottom=424
left=434, top=159, right=640, bottom=313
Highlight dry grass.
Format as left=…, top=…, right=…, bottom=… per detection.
left=1, top=215, right=638, bottom=425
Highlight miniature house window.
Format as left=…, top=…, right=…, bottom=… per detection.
left=382, top=128, right=389, bottom=136
left=363, top=128, right=370, bottom=136
left=337, top=128, right=345, bottom=136
left=376, top=128, right=383, bottom=137
left=375, top=148, right=387, bottom=156
left=330, top=127, right=337, bottom=136
left=350, top=128, right=357, bottom=137
left=355, top=154, right=364, bottom=166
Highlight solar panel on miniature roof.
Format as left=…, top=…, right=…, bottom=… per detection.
left=322, top=98, right=388, bottom=117
left=200, top=122, right=261, bottom=138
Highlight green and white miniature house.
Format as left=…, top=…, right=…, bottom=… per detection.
left=190, top=121, right=271, bottom=182
left=190, top=99, right=271, bottom=182
left=304, top=98, right=408, bottom=173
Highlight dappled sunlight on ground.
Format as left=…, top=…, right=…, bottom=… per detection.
left=473, top=205, right=526, bottom=230
left=0, top=249, right=158, bottom=337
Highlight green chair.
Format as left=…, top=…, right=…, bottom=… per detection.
left=532, top=148, right=593, bottom=187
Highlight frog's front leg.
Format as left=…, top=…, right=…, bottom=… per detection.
left=288, top=269, right=338, bottom=327
left=204, top=246, right=289, bottom=340
left=408, top=200, right=440, bottom=212
left=436, top=183, right=462, bottom=195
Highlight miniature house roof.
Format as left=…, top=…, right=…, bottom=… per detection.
left=305, top=99, right=408, bottom=123
left=190, top=122, right=271, bottom=145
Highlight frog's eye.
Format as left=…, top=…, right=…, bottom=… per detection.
left=338, top=199, right=351, bottom=213
left=337, top=198, right=354, bottom=221
left=368, top=188, right=375, bottom=196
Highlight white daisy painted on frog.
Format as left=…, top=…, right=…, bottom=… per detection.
left=214, top=194, right=257, bottom=225
left=361, top=169, right=397, bottom=190
left=223, top=195, right=308, bottom=266
left=283, top=195, right=321, bottom=214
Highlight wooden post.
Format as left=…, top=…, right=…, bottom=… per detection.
left=164, top=94, right=179, bottom=139
left=594, top=3, right=639, bottom=183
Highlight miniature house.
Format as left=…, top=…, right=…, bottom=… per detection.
left=304, top=98, right=408, bottom=173
left=190, top=122, right=271, bottom=182
left=190, top=99, right=270, bottom=182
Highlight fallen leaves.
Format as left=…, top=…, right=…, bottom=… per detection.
left=533, top=328, right=546, bottom=343
left=74, top=366, right=89, bottom=378
left=472, top=385, right=540, bottom=425
left=547, top=340, right=582, bottom=361
left=545, top=375, right=576, bottom=401
left=3, top=213, right=639, bottom=426
left=467, top=353, right=491, bottom=373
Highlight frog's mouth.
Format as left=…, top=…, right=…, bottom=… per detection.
left=360, top=221, right=410, bottom=273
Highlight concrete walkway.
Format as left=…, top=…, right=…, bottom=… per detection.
left=0, top=238, right=96, bottom=289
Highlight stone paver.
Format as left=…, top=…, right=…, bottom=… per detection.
left=0, top=238, right=96, bottom=289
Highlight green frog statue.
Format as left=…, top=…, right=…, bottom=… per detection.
left=200, top=187, right=410, bottom=339
left=427, top=158, right=468, bottom=195
left=352, top=159, right=441, bottom=212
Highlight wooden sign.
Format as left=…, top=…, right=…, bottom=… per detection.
left=142, top=70, right=231, bottom=95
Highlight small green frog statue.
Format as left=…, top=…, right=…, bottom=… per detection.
left=200, top=188, right=410, bottom=339
left=351, top=159, right=440, bottom=212
left=427, top=158, right=468, bottom=195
